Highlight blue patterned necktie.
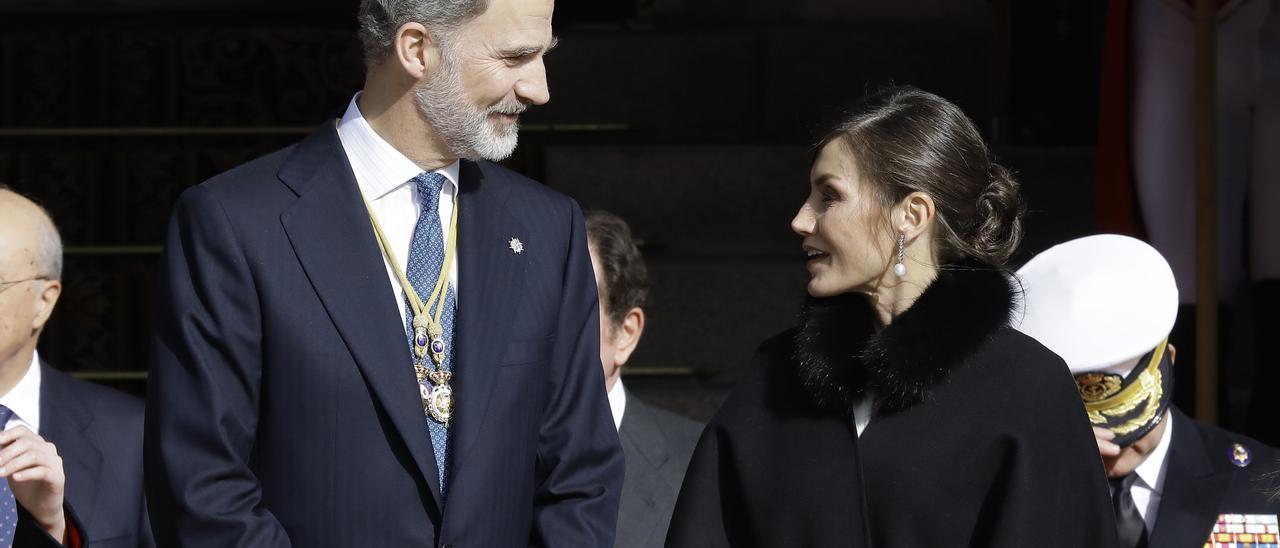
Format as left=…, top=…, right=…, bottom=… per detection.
left=0, top=405, right=17, bottom=546
left=404, top=171, right=456, bottom=499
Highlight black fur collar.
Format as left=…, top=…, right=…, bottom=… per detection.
left=793, top=265, right=1016, bottom=416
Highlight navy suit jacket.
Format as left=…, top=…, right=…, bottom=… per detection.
left=1147, top=408, right=1280, bottom=547
left=145, top=123, right=624, bottom=547
left=13, top=364, right=151, bottom=547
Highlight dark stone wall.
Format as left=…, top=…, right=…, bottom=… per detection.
left=0, top=3, right=1105, bottom=417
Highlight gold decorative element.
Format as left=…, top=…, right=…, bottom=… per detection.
left=1076, top=373, right=1123, bottom=402
left=425, top=371, right=454, bottom=425
left=1083, top=340, right=1168, bottom=435
left=362, top=176, right=459, bottom=426
left=1231, top=443, right=1251, bottom=467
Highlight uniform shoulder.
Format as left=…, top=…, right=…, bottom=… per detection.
left=1185, top=415, right=1280, bottom=470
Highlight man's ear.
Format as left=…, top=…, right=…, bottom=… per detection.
left=31, top=280, right=61, bottom=332
left=393, top=22, right=443, bottom=80
left=611, top=307, right=645, bottom=368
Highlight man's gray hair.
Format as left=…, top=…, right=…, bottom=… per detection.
left=0, top=183, right=63, bottom=280
left=357, top=0, right=491, bottom=66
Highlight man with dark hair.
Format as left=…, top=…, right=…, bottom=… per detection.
left=0, top=186, right=151, bottom=547
left=145, top=0, right=624, bottom=545
left=585, top=210, right=702, bottom=548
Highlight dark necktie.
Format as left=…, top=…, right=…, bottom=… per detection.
left=404, top=172, right=456, bottom=498
left=0, top=405, right=17, bottom=546
left=1111, top=473, right=1149, bottom=548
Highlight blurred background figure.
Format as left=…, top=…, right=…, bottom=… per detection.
left=1016, top=234, right=1279, bottom=547
left=1095, top=0, right=1280, bottom=437
left=584, top=209, right=702, bottom=548
left=0, top=185, right=151, bottom=547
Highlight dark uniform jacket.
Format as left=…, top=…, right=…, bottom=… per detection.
left=615, top=393, right=702, bottom=548
left=1149, top=407, right=1280, bottom=547
left=666, top=266, right=1121, bottom=547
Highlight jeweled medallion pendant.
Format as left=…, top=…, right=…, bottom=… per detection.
left=426, top=370, right=454, bottom=426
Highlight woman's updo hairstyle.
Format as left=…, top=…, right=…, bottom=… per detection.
left=820, top=86, right=1025, bottom=268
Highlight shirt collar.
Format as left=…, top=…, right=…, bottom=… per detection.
left=0, top=349, right=43, bottom=433
left=608, top=378, right=627, bottom=431
left=1133, top=409, right=1174, bottom=494
left=336, top=93, right=460, bottom=201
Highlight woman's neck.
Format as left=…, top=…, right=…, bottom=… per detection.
left=868, top=260, right=939, bottom=326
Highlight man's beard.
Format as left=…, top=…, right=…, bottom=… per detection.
left=414, top=51, right=525, bottom=162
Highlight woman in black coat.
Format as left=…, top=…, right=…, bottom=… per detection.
left=665, top=87, right=1120, bottom=547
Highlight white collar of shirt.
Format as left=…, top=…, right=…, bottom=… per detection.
left=1129, top=409, right=1174, bottom=530
left=0, top=350, right=43, bottom=434
left=337, top=93, right=461, bottom=323
left=1134, top=410, right=1173, bottom=494
left=851, top=391, right=874, bottom=437
left=337, top=93, right=460, bottom=201
left=608, top=378, right=627, bottom=431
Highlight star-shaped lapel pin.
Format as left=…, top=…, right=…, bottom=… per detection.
left=508, top=237, right=524, bottom=254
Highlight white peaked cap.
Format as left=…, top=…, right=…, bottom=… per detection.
left=1013, top=234, right=1178, bottom=375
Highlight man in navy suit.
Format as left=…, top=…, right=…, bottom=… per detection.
left=0, top=187, right=151, bottom=547
left=145, top=0, right=624, bottom=546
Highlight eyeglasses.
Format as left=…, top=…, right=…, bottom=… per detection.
left=0, top=276, right=51, bottom=294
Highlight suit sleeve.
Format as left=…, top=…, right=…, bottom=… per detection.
left=529, top=201, right=625, bottom=547
left=145, top=185, right=291, bottom=547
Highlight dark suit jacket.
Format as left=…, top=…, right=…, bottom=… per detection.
left=615, top=392, right=701, bottom=548
left=145, top=124, right=624, bottom=547
left=1148, top=408, right=1280, bottom=547
left=25, top=364, right=152, bottom=547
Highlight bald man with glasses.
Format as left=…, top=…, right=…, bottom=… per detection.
left=0, top=186, right=152, bottom=547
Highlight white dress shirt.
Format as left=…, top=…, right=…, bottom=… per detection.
left=1130, top=410, right=1174, bottom=531
left=608, top=378, right=627, bottom=431
left=851, top=393, right=873, bottom=437
left=336, top=94, right=460, bottom=328
left=0, top=350, right=43, bottom=434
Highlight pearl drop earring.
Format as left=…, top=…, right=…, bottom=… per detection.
left=894, top=232, right=907, bottom=277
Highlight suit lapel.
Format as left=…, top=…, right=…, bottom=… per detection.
left=278, top=125, right=443, bottom=509
left=619, top=395, right=673, bottom=483
left=617, top=395, right=674, bottom=542
left=37, top=365, right=103, bottom=531
left=1148, top=410, right=1232, bottom=548
left=449, top=160, right=526, bottom=463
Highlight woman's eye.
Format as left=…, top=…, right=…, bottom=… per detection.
left=820, top=190, right=838, bottom=204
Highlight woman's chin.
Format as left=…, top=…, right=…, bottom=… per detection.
left=806, top=279, right=840, bottom=298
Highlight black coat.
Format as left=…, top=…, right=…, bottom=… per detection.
left=1149, top=408, right=1280, bottom=547
left=666, top=266, right=1121, bottom=547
